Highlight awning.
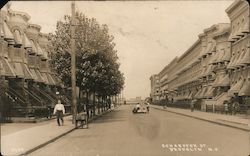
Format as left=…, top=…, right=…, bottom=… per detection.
left=199, top=86, right=208, bottom=99
left=216, top=49, right=226, bottom=63
left=23, top=33, right=32, bottom=49
left=241, top=20, right=250, bottom=33
left=227, top=54, right=237, bottom=69
left=12, top=62, right=25, bottom=78
left=182, top=92, right=189, bottom=100
left=194, top=88, right=202, bottom=99
left=3, top=21, right=15, bottom=45
left=212, top=74, right=222, bottom=87
left=202, top=65, right=212, bottom=77
left=51, top=73, right=59, bottom=86
left=228, top=32, right=236, bottom=42
left=41, top=72, right=49, bottom=84
left=221, top=48, right=231, bottom=62
left=204, top=85, right=214, bottom=98
left=239, top=79, right=250, bottom=96
left=36, top=42, right=44, bottom=56
left=211, top=51, right=220, bottom=64
left=41, top=48, right=48, bottom=60
left=35, top=69, right=44, bottom=83
left=0, top=26, right=4, bottom=38
left=228, top=78, right=244, bottom=96
left=187, top=91, right=196, bottom=99
left=30, top=68, right=38, bottom=81
left=23, top=64, right=33, bottom=80
left=46, top=73, right=56, bottom=85
left=204, top=42, right=215, bottom=55
left=233, top=52, right=243, bottom=68
left=216, top=74, right=230, bottom=87
left=213, top=73, right=230, bottom=87
left=0, top=57, right=16, bottom=77
left=13, top=29, right=23, bottom=46
left=30, top=40, right=38, bottom=54
left=238, top=47, right=250, bottom=65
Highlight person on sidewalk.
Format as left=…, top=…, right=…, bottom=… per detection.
left=53, top=100, right=65, bottom=126
left=190, top=99, right=196, bottom=112
left=223, top=100, right=229, bottom=115
left=233, top=101, right=240, bottom=115
left=146, top=102, right=150, bottom=113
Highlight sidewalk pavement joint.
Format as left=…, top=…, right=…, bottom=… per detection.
left=151, top=106, right=249, bottom=132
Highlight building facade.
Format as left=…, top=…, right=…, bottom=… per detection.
left=150, top=74, right=160, bottom=102
left=0, top=4, right=70, bottom=122
left=150, top=0, right=249, bottom=111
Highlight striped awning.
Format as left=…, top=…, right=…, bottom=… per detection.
left=35, top=69, right=44, bottom=83
left=29, top=68, right=38, bottom=81
left=213, top=73, right=230, bottom=87
left=204, top=42, right=215, bottom=55
left=194, top=88, right=202, bottom=99
left=3, top=21, right=15, bottom=45
left=216, top=74, right=230, bottom=87
left=23, top=64, right=33, bottom=80
left=199, top=86, right=208, bottom=99
left=204, top=85, right=214, bottom=99
left=46, top=73, right=56, bottom=85
left=228, top=78, right=244, bottom=97
left=12, top=62, right=25, bottom=78
left=41, top=72, right=49, bottom=84
left=239, top=79, right=250, bottom=96
left=0, top=57, right=16, bottom=77
left=13, top=29, right=23, bottom=46
left=23, top=33, right=32, bottom=49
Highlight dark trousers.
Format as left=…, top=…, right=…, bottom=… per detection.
left=56, top=110, right=64, bottom=126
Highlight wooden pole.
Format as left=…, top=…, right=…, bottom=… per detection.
left=71, top=1, right=77, bottom=124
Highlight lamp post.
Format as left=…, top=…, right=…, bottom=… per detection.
left=71, top=1, right=77, bottom=124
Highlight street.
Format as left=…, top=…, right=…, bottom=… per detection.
left=28, top=105, right=248, bottom=156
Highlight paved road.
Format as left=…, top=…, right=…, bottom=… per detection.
left=29, top=105, right=249, bottom=156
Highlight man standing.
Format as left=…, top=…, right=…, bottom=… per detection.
left=53, top=100, right=65, bottom=126
left=190, top=99, right=195, bottom=112
left=146, top=102, right=150, bottom=113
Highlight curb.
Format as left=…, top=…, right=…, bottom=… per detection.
left=152, top=106, right=249, bottom=132
left=21, top=109, right=114, bottom=156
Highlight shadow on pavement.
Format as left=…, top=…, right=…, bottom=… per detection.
left=92, top=109, right=127, bottom=124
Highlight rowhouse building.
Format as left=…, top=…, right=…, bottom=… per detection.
left=0, top=4, right=70, bottom=122
left=150, top=0, right=249, bottom=111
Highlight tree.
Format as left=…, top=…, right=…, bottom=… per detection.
left=49, top=12, right=124, bottom=115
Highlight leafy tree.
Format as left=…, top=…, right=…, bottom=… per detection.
left=49, top=12, right=124, bottom=115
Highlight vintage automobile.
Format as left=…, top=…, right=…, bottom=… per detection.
left=132, top=103, right=147, bottom=114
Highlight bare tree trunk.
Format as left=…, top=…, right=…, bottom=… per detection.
left=98, top=96, right=100, bottom=114
left=86, top=91, right=90, bottom=118
left=93, top=91, right=96, bottom=116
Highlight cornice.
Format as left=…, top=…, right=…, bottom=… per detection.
left=27, top=23, right=41, bottom=32
left=8, top=10, right=30, bottom=22
left=226, top=0, right=249, bottom=21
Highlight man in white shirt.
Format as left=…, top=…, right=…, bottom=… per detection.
left=53, top=100, right=65, bottom=126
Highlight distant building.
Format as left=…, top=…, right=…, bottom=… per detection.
left=150, top=74, right=160, bottom=102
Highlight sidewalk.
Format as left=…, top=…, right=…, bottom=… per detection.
left=151, top=105, right=250, bottom=131
left=1, top=109, right=113, bottom=156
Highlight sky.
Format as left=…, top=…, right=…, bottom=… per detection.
left=10, top=0, right=233, bottom=99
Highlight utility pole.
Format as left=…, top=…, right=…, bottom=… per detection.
left=71, top=1, right=77, bottom=124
